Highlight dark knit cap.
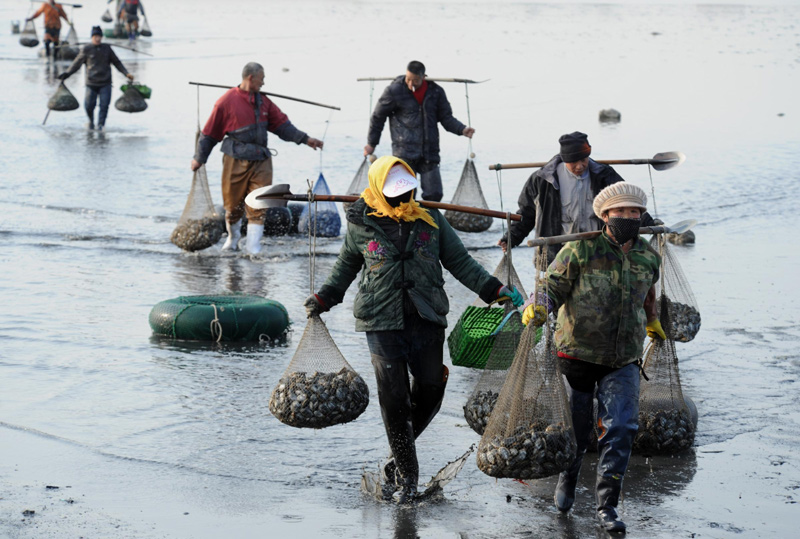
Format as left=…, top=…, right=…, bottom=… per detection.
left=91, top=26, right=103, bottom=37
left=559, top=131, right=592, bottom=163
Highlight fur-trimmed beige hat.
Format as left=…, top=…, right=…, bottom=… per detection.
left=593, top=182, right=648, bottom=218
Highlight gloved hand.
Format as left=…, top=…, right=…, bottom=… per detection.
left=57, top=73, right=69, bottom=80
left=652, top=218, right=664, bottom=226
left=646, top=319, right=666, bottom=340
left=498, top=285, right=524, bottom=308
left=303, top=294, right=328, bottom=318
left=522, top=304, right=547, bottom=327
left=531, top=290, right=554, bottom=314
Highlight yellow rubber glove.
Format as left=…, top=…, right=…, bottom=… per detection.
left=522, top=304, right=547, bottom=327
left=646, top=319, right=666, bottom=340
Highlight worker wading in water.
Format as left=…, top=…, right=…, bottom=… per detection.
left=305, top=155, right=523, bottom=503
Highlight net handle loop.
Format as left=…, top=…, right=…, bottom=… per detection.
left=210, top=303, right=223, bottom=343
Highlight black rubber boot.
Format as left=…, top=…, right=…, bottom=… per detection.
left=410, top=366, right=448, bottom=439
left=555, top=388, right=594, bottom=512
left=555, top=459, right=581, bottom=513
left=371, top=356, right=419, bottom=493
left=393, top=476, right=419, bottom=505
left=596, top=475, right=626, bottom=533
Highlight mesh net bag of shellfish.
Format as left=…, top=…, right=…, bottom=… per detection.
left=171, top=144, right=223, bottom=252
left=463, top=306, right=525, bottom=436
left=633, top=299, right=697, bottom=455
left=298, top=173, right=342, bottom=237
left=444, top=159, right=493, bottom=233
left=48, top=82, right=80, bottom=112
left=476, top=322, right=576, bottom=479
left=269, top=315, right=369, bottom=429
left=656, top=237, right=701, bottom=342
left=19, top=20, right=39, bottom=47
left=115, top=86, right=148, bottom=113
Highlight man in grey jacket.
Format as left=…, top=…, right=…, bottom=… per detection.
left=498, top=132, right=656, bottom=262
left=364, top=61, right=474, bottom=202
left=59, top=26, right=134, bottom=131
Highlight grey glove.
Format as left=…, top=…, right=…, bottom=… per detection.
left=303, top=294, right=328, bottom=318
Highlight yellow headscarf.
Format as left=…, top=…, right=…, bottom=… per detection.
left=361, top=156, right=438, bottom=229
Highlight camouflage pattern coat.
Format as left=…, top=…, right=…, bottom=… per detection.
left=545, top=231, right=661, bottom=368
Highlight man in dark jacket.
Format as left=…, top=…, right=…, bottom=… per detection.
left=59, top=26, right=134, bottom=131
left=190, top=62, right=324, bottom=255
left=304, top=156, right=523, bottom=504
left=498, top=132, right=655, bottom=262
left=364, top=61, right=475, bottom=202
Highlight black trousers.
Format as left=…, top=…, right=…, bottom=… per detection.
left=366, top=314, right=448, bottom=484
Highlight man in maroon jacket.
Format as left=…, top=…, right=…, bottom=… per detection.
left=191, top=62, right=324, bottom=254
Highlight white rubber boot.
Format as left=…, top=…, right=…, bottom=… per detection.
left=245, top=223, right=264, bottom=255
left=221, top=220, right=242, bottom=251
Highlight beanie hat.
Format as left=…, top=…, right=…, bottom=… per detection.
left=91, top=26, right=103, bottom=37
left=593, top=182, right=648, bottom=218
left=559, top=131, right=592, bottom=163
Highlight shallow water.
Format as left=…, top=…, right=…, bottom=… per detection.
left=1, top=0, right=799, bottom=537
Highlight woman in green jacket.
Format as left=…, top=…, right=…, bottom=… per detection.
left=305, top=155, right=522, bottom=503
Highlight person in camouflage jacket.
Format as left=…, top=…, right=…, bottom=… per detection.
left=304, top=155, right=522, bottom=504
left=526, top=182, right=665, bottom=533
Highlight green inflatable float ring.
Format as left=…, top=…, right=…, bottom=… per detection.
left=149, top=295, right=290, bottom=342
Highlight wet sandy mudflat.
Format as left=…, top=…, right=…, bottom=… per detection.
left=1, top=0, right=799, bottom=537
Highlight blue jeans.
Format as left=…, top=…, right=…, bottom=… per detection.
left=562, top=360, right=640, bottom=480
left=85, top=84, right=112, bottom=127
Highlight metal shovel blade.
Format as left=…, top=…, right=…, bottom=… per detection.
left=666, top=219, right=697, bottom=235
left=245, top=185, right=274, bottom=209
left=651, top=151, right=686, bottom=171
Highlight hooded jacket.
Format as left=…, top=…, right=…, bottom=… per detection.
left=63, top=43, right=129, bottom=87
left=367, top=76, right=466, bottom=164
left=503, top=155, right=655, bottom=261
left=318, top=156, right=502, bottom=331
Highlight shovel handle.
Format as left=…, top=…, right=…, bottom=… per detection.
left=255, top=193, right=522, bottom=221
left=526, top=226, right=673, bottom=247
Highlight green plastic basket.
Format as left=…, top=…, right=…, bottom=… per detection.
left=448, top=306, right=510, bottom=368
left=121, top=83, right=152, bottom=99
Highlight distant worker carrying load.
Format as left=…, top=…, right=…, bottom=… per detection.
left=365, top=61, right=475, bottom=202
left=58, top=26, right=135, bottom=132
left=524, top=182, right=663, bottom=533
left=27, top=0, right=68, bottom=58
left=117, top=0, right=145, bottom=43
left=191, top=62, right=324, bottom=255
left=304, top=156, right=523, bottom=504
left=498, top=131, right=657, bottom=262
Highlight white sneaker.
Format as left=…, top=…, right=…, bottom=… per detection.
left=221, top=219, right=242, bottom=251
left=245, top=223, right=264, bottom=255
